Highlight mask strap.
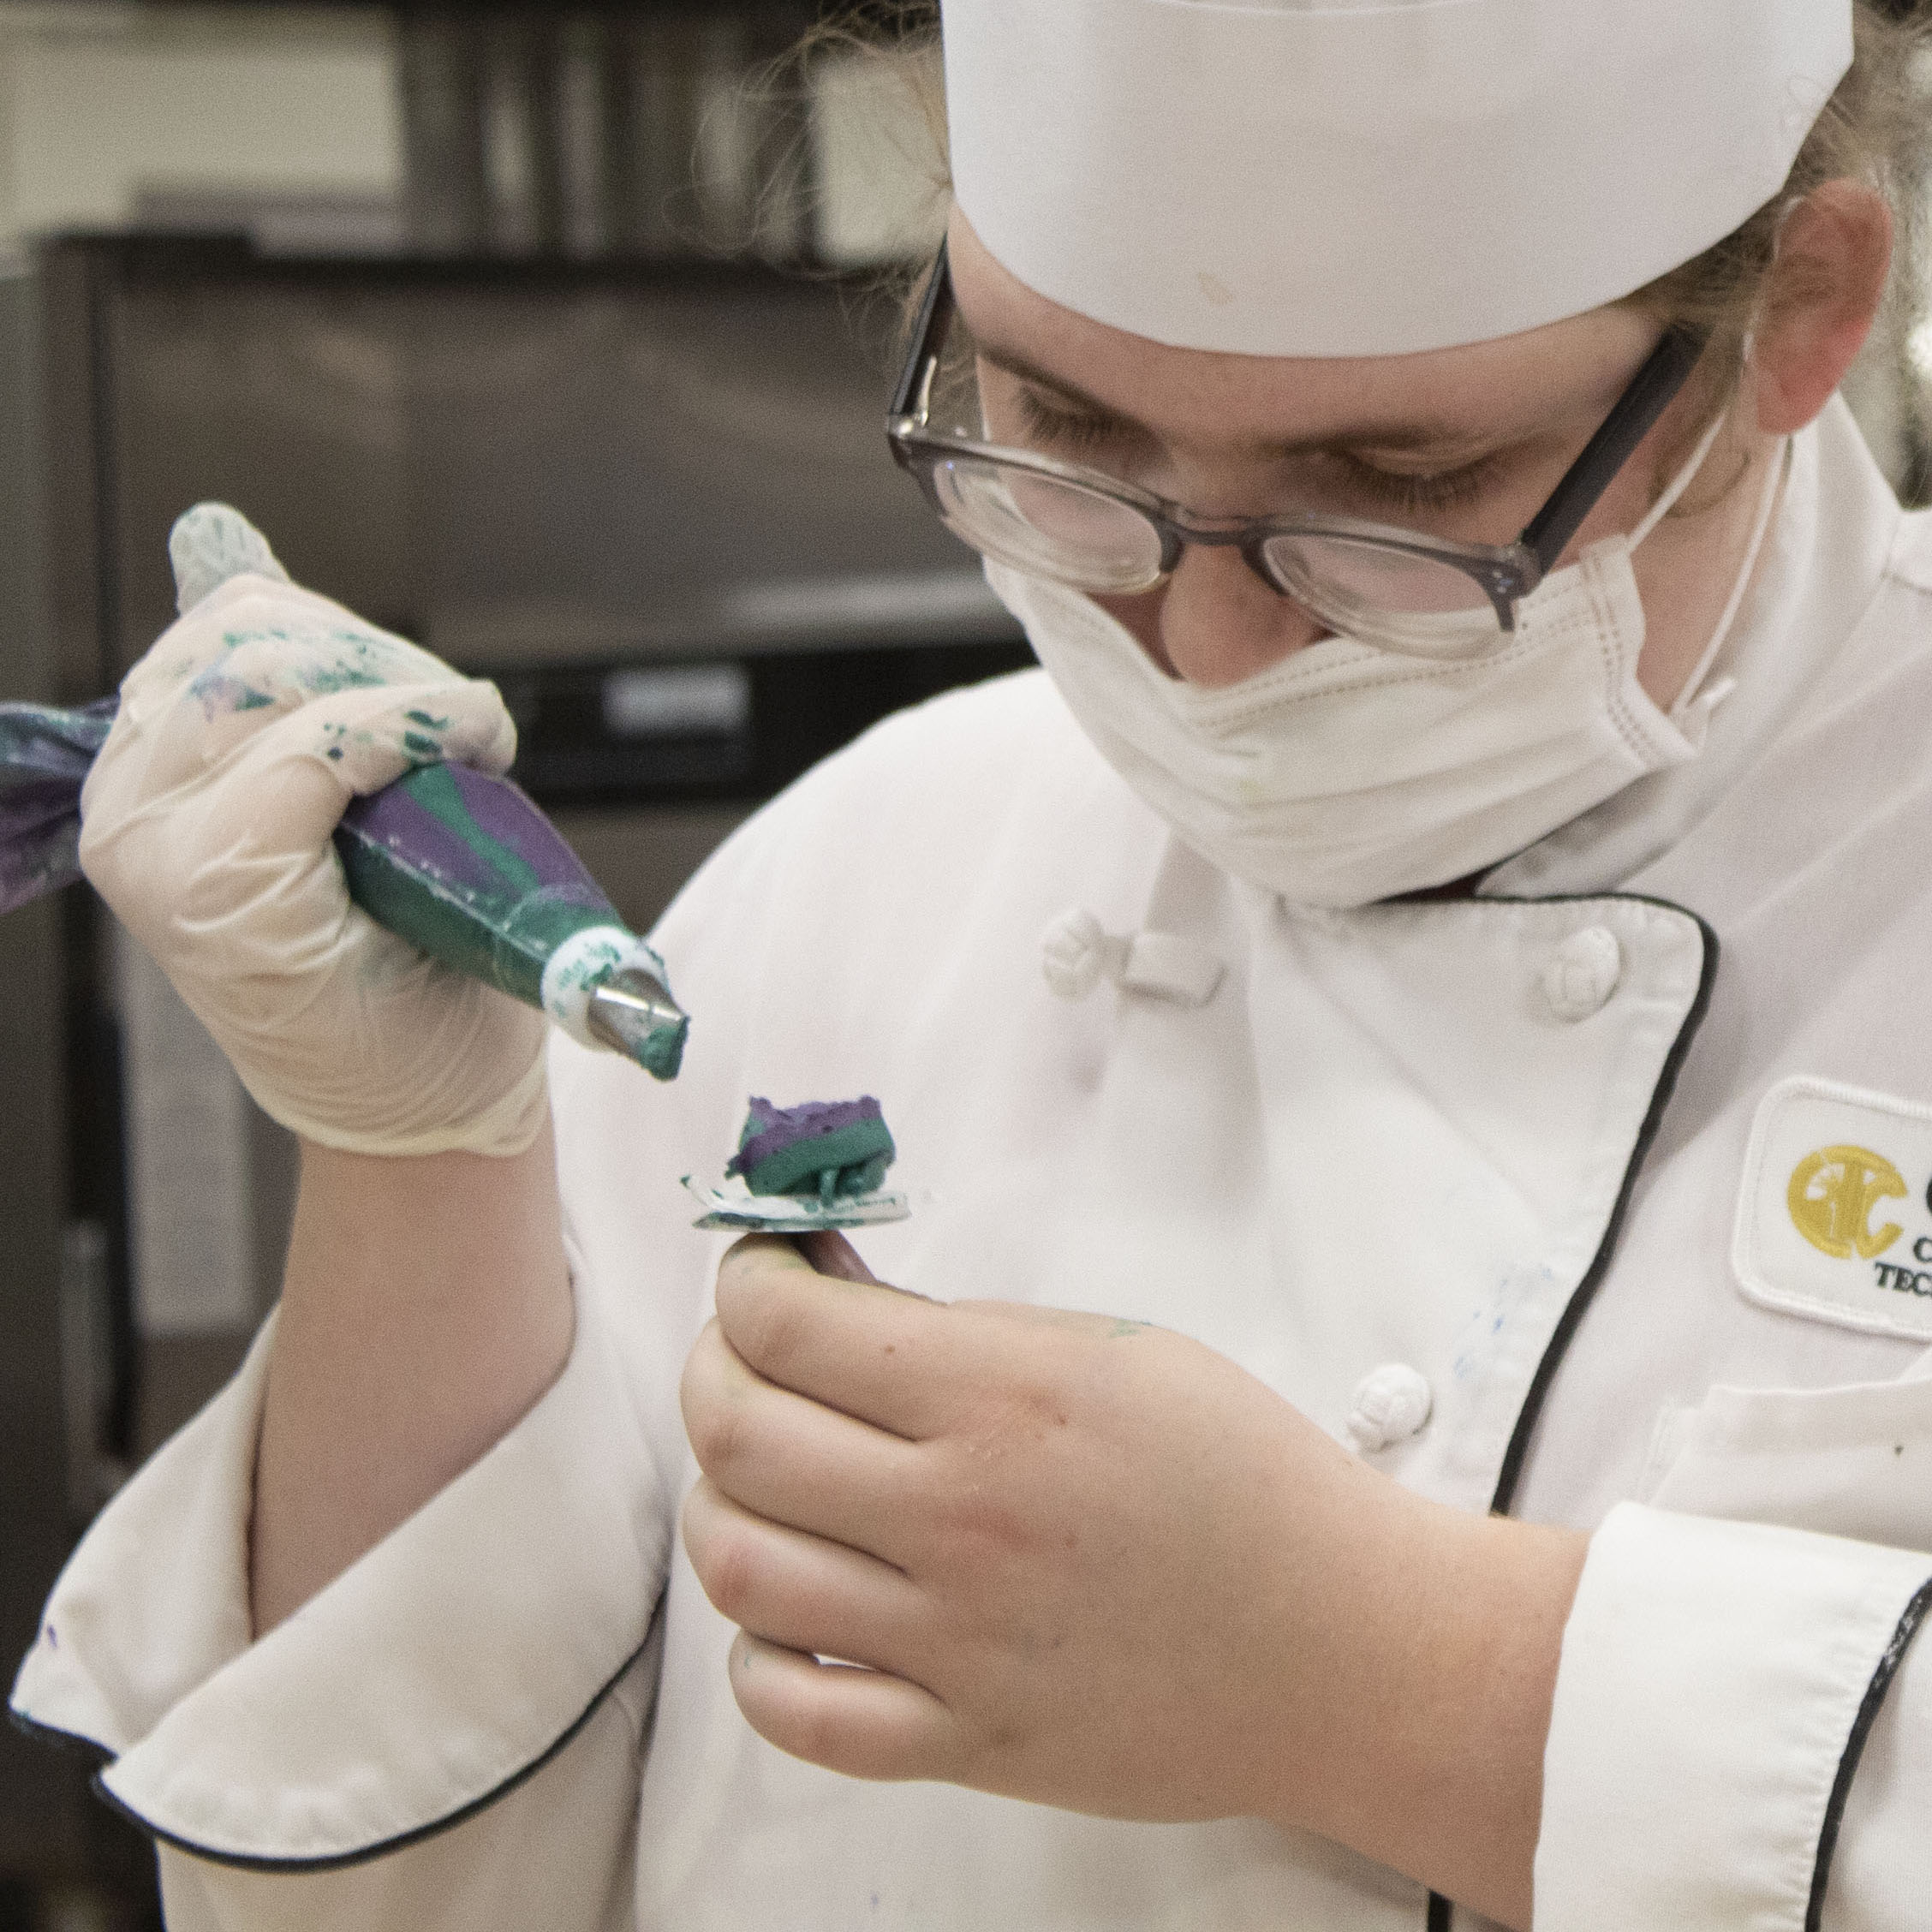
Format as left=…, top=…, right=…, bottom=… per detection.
left=1636, top=202, right=1787, bottom=557
left=1630, top=402, right=1732, bottom=548
left=1669, top=434, right=1792, bottom=723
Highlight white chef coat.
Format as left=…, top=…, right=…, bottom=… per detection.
left=15, top=396, right=1932, bottom=1930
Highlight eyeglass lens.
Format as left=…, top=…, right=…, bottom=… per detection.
left=929, top=456, right=1506, bottom=655
left=933, top=458, right=1168, bottom=592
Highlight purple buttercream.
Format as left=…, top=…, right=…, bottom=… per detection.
left=0, top=697, right=118, bottom=910
left=339, top=762, right=605, bottom=909
left=341, top=784, right=498, bottom=895
left=444, top=761, right=596, bottom=884
left=728, top=1095, right=886, bottom=1179
left=0, top=786, right=84, bottom=915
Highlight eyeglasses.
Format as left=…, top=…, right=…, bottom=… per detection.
left=886, top=241, right=1708, bottom=661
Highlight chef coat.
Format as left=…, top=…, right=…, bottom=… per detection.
left=14, top=396, right=1932, bottom=1930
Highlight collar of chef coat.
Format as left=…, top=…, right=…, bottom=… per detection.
left=1485, top=394, right=1902, bottom=898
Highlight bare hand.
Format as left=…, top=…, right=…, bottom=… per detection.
left=683, top=1237, right=1453, bottom=1819
left=680, top=1237, right=1586, bottom=1926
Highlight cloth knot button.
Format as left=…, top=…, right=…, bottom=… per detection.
left=1541, top=924, right=1623, bottom=1022
left=1039, top=909, right=1224, bottom=1008
left=1041, top=908, right=1128, bottom=1001
left=1345, top=1364, right=1433, bottom=1453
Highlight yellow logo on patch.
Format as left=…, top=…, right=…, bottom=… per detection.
left=1787, top=1145, right=1907, bottom=1261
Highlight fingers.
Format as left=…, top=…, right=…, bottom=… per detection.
left=169, top=503, right=289, bottom=615
left=714, top=1237, right=963, bottom=1440
left=681, top=1315, right=926, bottom=1559
left=111, top=572, right=506, bottom=795
left=230, top=673, right=516, bottom=807
left=119, top=576, right=444, bottom=726
left=683, top=1477, right=927, bottom=1680
left=176, top=667, right=512, bottom=804
left=726, top=1631, right=957, bottom=1785
left=90, top=676, right=516, bottom=909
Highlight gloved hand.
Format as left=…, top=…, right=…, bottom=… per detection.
left=79, top=505, right=550, bottom=1158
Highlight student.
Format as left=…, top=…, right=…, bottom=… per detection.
left=16, top=2, right=1932, bottom=1925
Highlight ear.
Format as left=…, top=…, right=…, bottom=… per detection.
left=1752, top=179, right=1894, bottom=436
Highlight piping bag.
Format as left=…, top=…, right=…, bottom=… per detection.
left=0, top=506, right=688, bottom=1081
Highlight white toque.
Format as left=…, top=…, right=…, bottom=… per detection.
left=942, top=0, right=1852, bottom=357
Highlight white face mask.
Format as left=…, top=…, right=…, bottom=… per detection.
left=988, top=414, right=1784, bottom=908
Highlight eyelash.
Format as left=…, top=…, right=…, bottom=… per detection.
left=1013, top=390, right=1136, bottom=456
left=1337, top=453, right=1504, bottom=516
left=1012, top=387, right=1504, bottom=516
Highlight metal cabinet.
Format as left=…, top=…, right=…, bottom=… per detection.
left=0, top=234, right=1027, bottom=1893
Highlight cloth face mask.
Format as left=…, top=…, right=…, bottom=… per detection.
left=989, top=414, right=1783, bottom=909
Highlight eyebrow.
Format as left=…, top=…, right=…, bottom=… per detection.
left=974, top=340, right=1493, bottom=460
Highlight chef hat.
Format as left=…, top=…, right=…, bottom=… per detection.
left=942, top=0, right=1854, bottom=357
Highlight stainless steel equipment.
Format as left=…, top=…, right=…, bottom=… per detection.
left=0, top=230, right=1028, bottom=1891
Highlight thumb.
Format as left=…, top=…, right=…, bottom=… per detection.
left=792, top=1231, right=880, bottom=1283
left=169, top=502, right=291, bottom=616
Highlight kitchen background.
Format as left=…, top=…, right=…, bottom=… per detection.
left=0, top=5, right=1926, bottom=1927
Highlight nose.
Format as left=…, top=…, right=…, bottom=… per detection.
left=1142, top=542, right=1328, bottom=688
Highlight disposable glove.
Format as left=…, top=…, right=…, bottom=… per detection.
left=80, top=508, right=549, bottom=1158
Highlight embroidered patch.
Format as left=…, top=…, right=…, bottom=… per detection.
left=1734, top=1076, right=1932, bottom=1341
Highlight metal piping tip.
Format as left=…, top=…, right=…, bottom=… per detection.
left=587, top=966, right=689, bottom=1082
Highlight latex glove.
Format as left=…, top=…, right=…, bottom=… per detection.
left=80, top=505, right=548, bottom=1157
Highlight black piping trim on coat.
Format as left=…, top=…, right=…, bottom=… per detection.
left=1804, top=1576, right=1932, bottom=1932
left=1427, top=890, right=1720, bottom=1931
left=1486, top=895, right=1720, bottom=1518
left=9, top=1701, right=116, bottom=1768
left=11, top=1606, right=662, bottom=1874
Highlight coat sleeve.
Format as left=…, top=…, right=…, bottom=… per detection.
left=151, top=1648, right=653, bottom=1932
left=1535, top=1503, right=1932, bottom=1930
left=8, top=1243, right=675, bottom=1929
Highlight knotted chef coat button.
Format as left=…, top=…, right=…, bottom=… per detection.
left=1345, top=1363, right=1433, bottom=1453
left=1040, top=909, right=1224, bottom=1007
left=1041, top=908, right=1129, bottom=999
left=1541, top=925, right=1623, bottom=1022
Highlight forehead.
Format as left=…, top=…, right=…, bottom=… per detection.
left=945, top=208, right=1658, bottom=452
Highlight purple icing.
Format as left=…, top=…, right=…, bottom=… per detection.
left=342, top=782, right=496, bottom=897
left=728, top=1095, right=885, bottom=1178
left=340, top=762, right=605, bottom=911
left=0, top=697, right=119, bottom=911
left=0, top=697, right=116, bottom=783
left=0, top=789, right=85, bottom=915
left=442, top=762, right=599, bottom=886
left=0, top=776, right=87, bottom=833
left=0, top=699, right=116, bottom=915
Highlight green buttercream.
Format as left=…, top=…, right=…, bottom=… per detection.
left=741, top=1118, right=897, bottom=1199
left=337, top=838, right=615, bottom=1009
left=333, top=766, right=613, bottom=1010
left=632, top=1019, right=689, bottom=1082
left=406, top=763, right=543, bottom=896
left=301, top=666, right=385, bottom=696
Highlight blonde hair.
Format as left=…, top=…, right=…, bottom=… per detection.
left=1627, top=3, right=1930, bottom=385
